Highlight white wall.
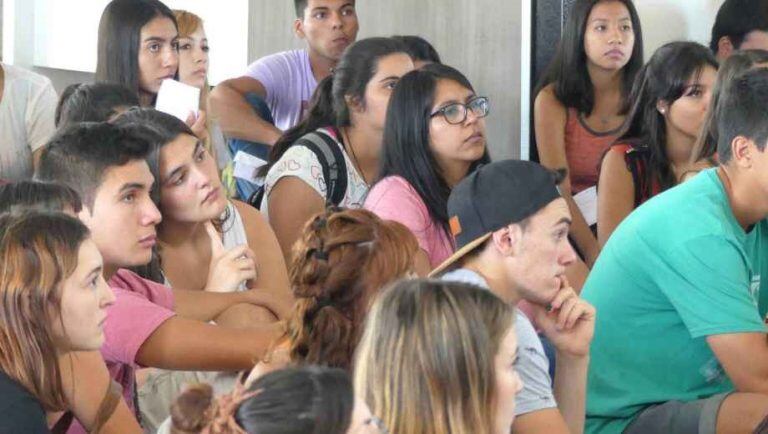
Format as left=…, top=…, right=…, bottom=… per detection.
left=635, top=0, right=725, bottom=57
left=10, top=0, right=248, bottom=84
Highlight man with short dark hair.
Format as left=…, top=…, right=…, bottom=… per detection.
left=583, top=68, right=768, bottom=434
left=210, top=0, right=359, bottom=146
left=36, top=122, right=287, bottom=428
left=711, top=0, right=768, bottom=60
left=433, top=160, right=595, bottom=434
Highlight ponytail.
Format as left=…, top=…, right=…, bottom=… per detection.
left=171, top=383, right=255, bottom=434
left=170, top=367, right=356, bottom=434
left=260, top=37, right=408, bottom=177
left=260, top=76, right=337, bottom=176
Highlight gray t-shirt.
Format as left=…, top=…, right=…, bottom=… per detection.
left=441, top=268, right=557, bottom=416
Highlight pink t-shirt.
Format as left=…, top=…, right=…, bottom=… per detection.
left=68, top=269, right=175, bottom=433
left=364, top=176, right=454, bottom=268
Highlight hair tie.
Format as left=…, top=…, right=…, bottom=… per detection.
left=313, top=296, right=336, bottom=311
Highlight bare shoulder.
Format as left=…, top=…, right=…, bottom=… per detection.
left=232, top=200, right=272, bottom=239
left=601, top=146, right=630, bottom=172
left=534, top=84, right=566, bottom=115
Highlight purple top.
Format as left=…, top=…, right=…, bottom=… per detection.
left=245, top=49, right=318, bottom=131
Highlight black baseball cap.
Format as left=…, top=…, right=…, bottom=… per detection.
left=430, top=160, right=563, bottom=276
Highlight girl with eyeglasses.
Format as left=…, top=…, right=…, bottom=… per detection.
left=364, top=64, right=491, bottom=275
left=164, top=366, right=388, bottom=434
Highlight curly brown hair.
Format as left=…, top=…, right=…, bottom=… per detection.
left=287, top=207, right=418, bottom=370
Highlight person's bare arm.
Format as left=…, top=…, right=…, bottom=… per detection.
left=708, top=332, right=768, bottom=394
left=597, top=148, right=635, bottom=247
left=532, top=280, right=595, bottom=434
left=512, top=409, right=570, bottom=434
left=135, top=316, right=283, bottom=371
left=268, top=176, right=326, bottom=264
left=59, top=351, right=142, bottom=433
left=553, top=354, right=590, bottom=434
left=534, top=86, right=600, bottom=266
left=209, top=77, right=282, bottom=145
left=173, top=287, right=290, bottom=323
left=564, top=257, right=589, bottom=293
left=233, top=199, right=294, bottom=320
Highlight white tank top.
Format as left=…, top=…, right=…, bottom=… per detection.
left=163, top=201, right=249, bottom=291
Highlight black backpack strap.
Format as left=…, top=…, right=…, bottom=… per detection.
left=296, top=130, right=348, bottom=205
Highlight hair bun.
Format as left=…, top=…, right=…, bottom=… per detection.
left=170, top=383, right=215, bottom=433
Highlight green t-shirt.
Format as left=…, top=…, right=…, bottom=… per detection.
left=583, top=169, right=768, bottom=434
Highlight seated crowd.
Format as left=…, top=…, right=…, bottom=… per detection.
left=3, top=0, right=768, bottom=433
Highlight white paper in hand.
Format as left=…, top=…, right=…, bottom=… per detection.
left=155, top=79, right=200, bottom=122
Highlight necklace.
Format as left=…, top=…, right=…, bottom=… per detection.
left=341, top=128, right=371, bottom=186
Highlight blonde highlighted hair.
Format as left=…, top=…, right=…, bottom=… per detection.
left=0, top=212, right=90, bottom=410
left=173, top=9, right=217, bottom=161
left=354, top=279, right=515, bottom=434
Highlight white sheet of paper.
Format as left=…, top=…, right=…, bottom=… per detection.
left=573, top=186, right=598, bottom=226
left=155, top=79, right=200, bottom=122
left=233, top=151, right=267, bottom=184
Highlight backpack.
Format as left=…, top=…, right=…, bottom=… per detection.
left=248, top=128, right=348, bottom=209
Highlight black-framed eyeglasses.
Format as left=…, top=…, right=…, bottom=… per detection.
left=429, top=96, right=490, bottom=125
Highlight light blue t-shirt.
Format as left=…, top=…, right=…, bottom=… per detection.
left=245, top=49, right=317, bottom=131
left=583, top=169, right=768, bottom=434
left=441, top=268, right=557, bottom=416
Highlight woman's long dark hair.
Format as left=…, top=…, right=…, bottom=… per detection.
left=96, top=0, right=178, bottom=100
left=613, top=41, right=718, bottom=195
left=260, top=37, right=407, bottom=176
left=692, top=49, right=768, bottom=162
left=377, top=64, right=491, bottom=240
left=113, top=108, right=229, bottom=283
left=537, top=0, right=644, bottom=115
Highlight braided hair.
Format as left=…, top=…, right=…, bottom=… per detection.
left=287, top=207, right=418, bottom=370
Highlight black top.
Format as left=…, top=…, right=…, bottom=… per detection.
left=0, top=369, right=49, bottom=433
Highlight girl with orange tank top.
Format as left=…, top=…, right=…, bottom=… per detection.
left=534, top=0, right=643, bottom=267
